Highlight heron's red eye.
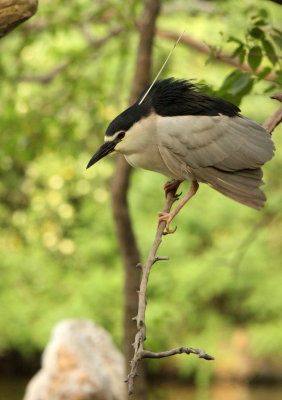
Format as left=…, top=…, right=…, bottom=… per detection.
left=117, top=132, right=125, bottom=139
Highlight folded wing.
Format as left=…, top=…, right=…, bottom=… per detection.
left=158, top=114, right=275, bottom=209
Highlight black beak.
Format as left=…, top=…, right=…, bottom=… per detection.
left=86, top=140, right=118, bottom=169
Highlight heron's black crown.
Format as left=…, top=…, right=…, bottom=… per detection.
left=105, top=78, right=240, bottom=137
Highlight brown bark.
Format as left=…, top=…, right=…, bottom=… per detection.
left=263, top=95, right=282, bottom=134
left=0, top=0, right=38, bottom=38
left=111, top=0, right=161, bottom=399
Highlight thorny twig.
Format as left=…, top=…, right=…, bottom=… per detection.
left=125, top=190, right=214, bottom=395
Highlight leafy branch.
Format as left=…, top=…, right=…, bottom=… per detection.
left=158, top=8, right=281, bottom=106
left=230, top=10, right=282, bottom=73
left=157, top=29, right=278, bottom=83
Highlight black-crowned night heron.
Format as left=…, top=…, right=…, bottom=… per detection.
left=87, top=79, right=275, bottom=234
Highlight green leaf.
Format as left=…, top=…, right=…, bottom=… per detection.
left=232, top=44, right=243, bottom=57
left=205, top=47, right=215, bottom=65
left=227, top=36, right=243, bottom=45
left=254, top=19, right=267, bottom=27
left=232, top=45, right=246, bottom=65
left=262, top=39, right=277, bottom=65
left=271, top=35, right=282, bottom=50
left=277, top=75, right=282, bottom=85
left=251, top=14, right=267, bottom=27
left=220, top=70, right=242, bottom=90
left=248, top=46, right=263, bottom=71
left=264, top=84, right=276, bottom=94
left=239, top=49, right=246, bottom=65
left=249, top=27, right=265, bottom=39
left=257, top=67, right=271, bottom=81
left=231, top=73, right=253, bottom=95
left=276, top=70, right=282, bottom=85
left=258, top=9, right=268, bottom=18
left=273, top=27, right=282, bottom=36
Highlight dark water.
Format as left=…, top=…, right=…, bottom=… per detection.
left=150, top=381, right=282, bottom=400
left=1, top=377, right=282, bottom=400
left=0, top=377, right=27, bottom=400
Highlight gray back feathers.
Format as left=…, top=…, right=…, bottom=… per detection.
left=157, top=113, right=275, bottom=209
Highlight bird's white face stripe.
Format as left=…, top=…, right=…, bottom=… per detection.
left=104, top=131, right=125, bottom=142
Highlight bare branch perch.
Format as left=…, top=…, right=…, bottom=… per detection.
left=142, top=347, right=214, bottom=360
left=126, top=190, right=213, bottom=395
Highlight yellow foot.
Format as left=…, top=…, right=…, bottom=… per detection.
left=158, top=211, right=177, bottom=235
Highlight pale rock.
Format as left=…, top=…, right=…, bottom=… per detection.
left=24, top=319, right=126, bottom=400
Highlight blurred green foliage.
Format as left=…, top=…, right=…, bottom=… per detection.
left=0, top=0, right=282, bottom=379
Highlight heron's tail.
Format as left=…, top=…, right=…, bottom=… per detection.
left=194, top=166, right=266, bottom=210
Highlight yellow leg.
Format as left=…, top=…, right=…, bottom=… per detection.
left=163, top=179, right=182, bottom=199
left=158, top=181, right=199, bottom=234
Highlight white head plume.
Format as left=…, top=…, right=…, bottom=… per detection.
left=138, top=30, right=185, bottom=106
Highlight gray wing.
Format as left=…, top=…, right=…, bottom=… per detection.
left=158, top=114, right=275, bottom=171
left=157, top=114, right=275, bottom=210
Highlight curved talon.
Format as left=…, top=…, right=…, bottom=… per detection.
left=163, top=179, right=182, bottom=199
left=163, top=225, right=177, bottom=235
left=158, top=211, right=177, bottom=235
left=158, top=181, right=199, bottom=235
left=174, top=191, right=182, bottom=200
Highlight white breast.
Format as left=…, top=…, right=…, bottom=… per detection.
left=115, top=113, right=180, bottom=179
